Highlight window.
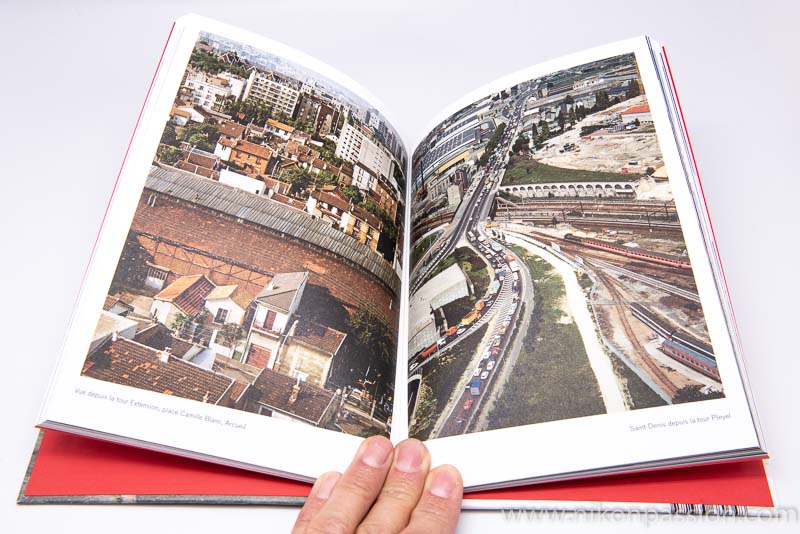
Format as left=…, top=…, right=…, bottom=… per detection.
left=263, top=309, right=277, bottom=331
left=291, top=370, right=309, bottom=382
left=147, top=265, right=168, bottom=281
left=214, top=308, right=229, bottom=324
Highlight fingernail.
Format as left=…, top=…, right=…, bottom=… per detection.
left=395, top=439, right=425, bottom=473
left=360, top=437, right=393, bottom=468
left=429, top=467, right=458, bottom=499
left=313, top=472, right=340, bottom=500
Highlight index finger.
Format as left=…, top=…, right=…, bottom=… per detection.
left=304, top=435, right=393, bottom=534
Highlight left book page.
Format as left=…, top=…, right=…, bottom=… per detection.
left=38, top=14, right=409, bottom=482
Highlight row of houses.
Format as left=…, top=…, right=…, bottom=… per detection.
left=85, top=268, right=350, bottom=427
left=163, top=109, right=399, bottom=258
left=180, top=41, right=405, bottom=167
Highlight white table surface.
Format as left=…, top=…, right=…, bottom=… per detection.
left=2, top=1, right=798, bottom=531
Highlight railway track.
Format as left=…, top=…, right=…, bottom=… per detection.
left=497, top=216, right=683, bottom=233
left=510, top=228, right=698, bottom=292
left=585, top=257, right=701, bottom=303
left=594, top=270, right=679, bottom=399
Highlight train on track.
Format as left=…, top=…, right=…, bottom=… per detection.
left=563, top=233, right=691, bottom=269
left=629, top=302, right=719, bottom=382
left=659, top=339, right=720, bottom=382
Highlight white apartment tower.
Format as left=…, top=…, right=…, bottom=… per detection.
left=243, top=70, right=301, bottom=117
left=335, top=123, right=393, bottom=181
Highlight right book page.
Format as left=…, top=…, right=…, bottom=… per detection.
left=405, top=36, right=764, bottom=490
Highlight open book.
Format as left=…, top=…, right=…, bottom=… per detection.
left=38, top=14, right=765, bottom=491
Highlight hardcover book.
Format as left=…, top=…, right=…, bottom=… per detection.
left=34, top=14, right=766, bottom=495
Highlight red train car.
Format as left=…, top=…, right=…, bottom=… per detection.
left=564, top=234, right=691, bottom=269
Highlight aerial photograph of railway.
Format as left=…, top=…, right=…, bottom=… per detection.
left=407, top=52, right=724, bottom=440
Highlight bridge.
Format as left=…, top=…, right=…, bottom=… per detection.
left=499, top=180, right=636, bottom=199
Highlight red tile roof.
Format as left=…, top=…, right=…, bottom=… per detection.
left=253, top=368, right=335, bottom=425
left=621, top=104, right=650, bottom=115
left=266, top=119, right=294, bottom=133
left=217, top=121, right=247, bottom=139
left=186, top=150, right=218, bottom=169
left=311, top=189, right=351, bottom=213
left=133, top=323, right=197, bottom=357
left=233, top=140, right=273, bottom=160
left=83, top=338, right=234, bottom=404
left=206, top=284, right=253, bottom=311
left=154, top=274, right=215, bottom=317
left=290, top=320, right=346, bottom=356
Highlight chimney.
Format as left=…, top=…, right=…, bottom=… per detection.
left=111, top=331, right=118, bottom=342
left=157, top=347, right=172, bottom=363
left=202, top=391, right=210, bottom=403
left=288, top=378, right=301, bottom=405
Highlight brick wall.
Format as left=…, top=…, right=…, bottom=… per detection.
left=126, top=192, right=399, bottom=326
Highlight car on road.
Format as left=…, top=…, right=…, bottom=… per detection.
left=456, top=327, right=466, bottom=335
left=437, top=338, right=447, bottom=347
left=463, top=399, right=473, bottom=410
left=486, top=361, right=495, bottom=371
left=481, top=351, right=491, bottom=360
left=490, top=346, right=501, bottom=356
left=480, top=371, right=490, bottom=380
left=473, top=367, right=482, bottom=377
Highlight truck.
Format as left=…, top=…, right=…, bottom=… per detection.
left=508, top=260, right=520, bottom=273
left=469, top=379, right=482, bottom=396
left=491, top=242, right=503, bottom=253
left=460, top=311, right=480, bottom=327
left=419, top=343, right=438, bottom=360
left=474, top=299, right=485, bottom=312
left=467, top=231, right=475, bottom=241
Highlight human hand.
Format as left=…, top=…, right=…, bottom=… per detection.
left=292, top=436, right=463, bottom=533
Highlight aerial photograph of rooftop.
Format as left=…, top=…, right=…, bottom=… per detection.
left=407, top=52, right=724, bottom=440
left=80, top=32, right=406, bottom=438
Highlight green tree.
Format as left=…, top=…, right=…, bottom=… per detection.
left=169, top=312, right=191, bottom=336
left=539, top=120, right=550, bottom=138
left=512, top=134, right=529, bottom=153
left=180, top=123, right=220, bottom=152
left=156, top=145, right=182, bottom=165
left=189, top=48, right=248, bottom=78
left=341, top=185, right=364, bottom=205
left=160, top=123, right=178, bottom=147
left=594, top=90, right=610, bottom=111
left=346, top=307, right=395, bottom=369
left=410, top=383, right=436, bottom=435
left=280, top=167, right=313, bottom=195
left=673, top=385, right=725, bottom=404
left=216, top=323, right=245, bottom=358
left=625, top=81, right=641, bottom=100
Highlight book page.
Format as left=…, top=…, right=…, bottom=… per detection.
left=406, top=37, right=761, bottom=488
left=39, top=15, right=409, bottom=482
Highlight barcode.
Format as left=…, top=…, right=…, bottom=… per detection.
left=670, top=504, right=749, bottom=516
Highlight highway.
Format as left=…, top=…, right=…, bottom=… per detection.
left=409, top=93, right=533, bottom=438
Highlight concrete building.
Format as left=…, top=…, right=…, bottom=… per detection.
left=244, top=272, right=308, bottom=369
left=335, top=123, right=393, bottom=180
left=219, top=168, right=267, bottom=195
left=408, top=263, right=471, bottom=355
left=182, top=67, right=246, bottom=112
left=243, top=70, right=301, bottom=118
